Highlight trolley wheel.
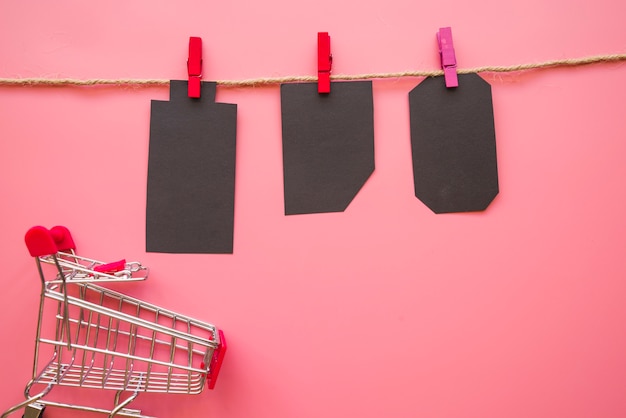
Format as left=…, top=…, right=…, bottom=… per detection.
left=23, top=403, right=45, bottom=418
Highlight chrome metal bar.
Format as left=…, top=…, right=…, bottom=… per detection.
left=187, top=321, right=193, bottom=392
left=103, top=312, right=115, bottom=386
left=145, top=310, right=157, bottom=390
left=55, top=314, right=209, bottom=357
left=80, top=304, right=94, bottom=384
left=0, top=392, right=47, bottom=418
left=36, top=340, right=206, bottom=374
left=44, top=289, right=216, bottom=347
left=21, top=399, right=155, bottom=418
left=31, top=259, right=48, bottom=381
left=52, top=255, right=72, bottom=349
left=76, top=283, right=216, bottom=335
left=109, top=390, right=139, bottom=418
left=4, top=381, right=53, bottom=418
left=166, top=316, right=177, bottom=392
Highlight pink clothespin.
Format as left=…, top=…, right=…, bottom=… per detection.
left=317, top=32, right=332, bottom=94
left=437, top=27, right=458, bottom=88
left=187, top=37, right=202, bottom=98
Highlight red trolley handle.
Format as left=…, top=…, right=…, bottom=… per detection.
left=24, top=225, right=76, bottom=257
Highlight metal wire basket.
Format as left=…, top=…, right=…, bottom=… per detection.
left=1, top=226, right=226, bottom=418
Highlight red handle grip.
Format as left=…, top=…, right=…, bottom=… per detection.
left=25, top=225, right=75, bottom=257
left=50, top=225, right=76, bottom=252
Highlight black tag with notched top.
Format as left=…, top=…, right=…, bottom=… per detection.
left=281, top=81, right=375, bottom=215
left=146, top=80, right=237, bottom=253
left=409, top=73, right=498, bottom=214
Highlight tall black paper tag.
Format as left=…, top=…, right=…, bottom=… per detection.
left=409, top=73, right=499, bottom=213
left=146, top=81, right=237, bottom=253
left=281, top=81, right=375, bottom=215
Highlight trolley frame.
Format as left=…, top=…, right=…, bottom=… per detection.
left=1, top=226, right=226, bottom=418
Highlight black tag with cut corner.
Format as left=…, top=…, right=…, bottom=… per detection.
left=281, top=81, right=375, bottom=215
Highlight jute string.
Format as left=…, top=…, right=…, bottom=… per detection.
left=0, top=53, right=624, bottom=88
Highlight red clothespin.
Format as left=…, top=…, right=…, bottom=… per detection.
left=187, top=37, right=202, bottom=98
left=317, top=32, right=332, bottom=94
left=437, top=27, right=458, bottom=88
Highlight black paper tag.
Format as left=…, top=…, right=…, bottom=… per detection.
left=146, top=80, right=237, bottom=253
left=281, top=81, right=375, bottom=215
left=409, top=73, right=498, bottom=213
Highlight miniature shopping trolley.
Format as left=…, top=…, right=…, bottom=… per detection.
left=2, top=226, right=226, bottom=418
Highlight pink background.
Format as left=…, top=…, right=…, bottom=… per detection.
left=2, top=1, right=626, bottom=417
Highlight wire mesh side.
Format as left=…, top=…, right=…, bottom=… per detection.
left=33, top=283, right=219, bottom=395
